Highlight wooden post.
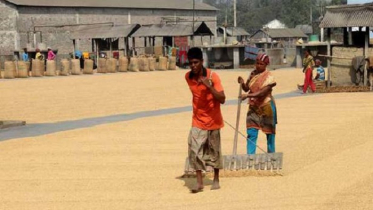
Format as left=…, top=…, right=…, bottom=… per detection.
left=132, top=37, right=136, bottom=56
left=109, top=38, right=113, bottom=58
left=125, top=37, right=130, bottom=57
left=91, top=39, right=94, bottom=52
left=73, top=39, right=76, bottom=59
left=364, top=27, right=369, bottom=86
left=327, top=28, right=331, bottom=88
left=124, top=37, right=127, bottom=57
left=96, top=39, right=99, bottom=65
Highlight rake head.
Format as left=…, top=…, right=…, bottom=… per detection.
left=183, top=153, right=283, bottom=177
left=223, top=153, right=283, bottom=171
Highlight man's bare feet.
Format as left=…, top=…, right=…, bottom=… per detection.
left=210, top=181, right=220, bottom=190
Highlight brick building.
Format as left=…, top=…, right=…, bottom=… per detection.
left=0, top=0, right=217, bottom=60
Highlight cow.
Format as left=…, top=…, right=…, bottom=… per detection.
left=351, top=56, right=373, bottom=90
left=365, top=56, right=373, bottom=91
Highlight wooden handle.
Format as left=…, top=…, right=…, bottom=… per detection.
left=232, top=85, right=242, bottom=156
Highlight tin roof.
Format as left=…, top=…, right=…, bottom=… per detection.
left=251, top=28, right=307, bottom=39
left=70, top=24, right=140, bottom=39
left=5, top=0, right=217, bottom=11
left=217, top=27, right=250, bottom=36
left=320, top=3, right=373, bottom=28
left=295, top=25, right=313, bottom=34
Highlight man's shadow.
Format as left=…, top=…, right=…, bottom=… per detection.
left=176, top=173, right=214, bottom=191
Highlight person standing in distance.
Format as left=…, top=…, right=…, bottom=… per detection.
left=185, top=47, right=226, bottom=193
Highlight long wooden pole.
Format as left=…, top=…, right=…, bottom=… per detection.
left=364, top=27, right=369, bottom=86
left=327, top=28, right=331, bottom=88
left=192, top=0, right=195, bottom=47
left=234, top=0, right=237, bottom=27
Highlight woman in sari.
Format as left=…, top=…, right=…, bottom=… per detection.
left=302, top=49, right=316, bottom=93
left=237, top=53, right=277, bottom=154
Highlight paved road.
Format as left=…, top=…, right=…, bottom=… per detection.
left=0, top=91, right=302, bottom=142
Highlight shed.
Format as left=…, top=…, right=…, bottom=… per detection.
left=250, top=28, right=307, bottom=48
left=70, top=24, right=141, bottom=59
left=319, top=3, right=373, bottom=87
left=131, top=22, right=214, bottom=47
left=217, top=27, right=250, bottom=42
left=295, top=25, right=313, bottom=35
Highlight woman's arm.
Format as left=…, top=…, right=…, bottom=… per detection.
left=240, top=83, right=276, bottom=100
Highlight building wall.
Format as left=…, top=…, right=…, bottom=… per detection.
left=14, top=7, right=216, bottom=57
left=0, top=0, right=18, bottom=63
left=331, top=46, right=373, bottom=86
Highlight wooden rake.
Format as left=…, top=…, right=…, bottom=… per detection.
left=183, top=85, right=283, bottom=177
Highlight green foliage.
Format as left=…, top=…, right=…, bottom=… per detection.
left=203, top=0, right=346, bottom=33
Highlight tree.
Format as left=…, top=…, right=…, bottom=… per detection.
left=203, top=0, right=346, bottom=33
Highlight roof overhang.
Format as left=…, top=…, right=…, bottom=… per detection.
left=131, top=22, right=214, bottom=37
left=320, top=3, right=373, bottom=28
left=70, top=24, right=141, bottom=40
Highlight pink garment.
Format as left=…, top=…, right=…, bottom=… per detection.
left=47, top=50, right=56, bottom=60
left=303, top=67, right=316, bottom=93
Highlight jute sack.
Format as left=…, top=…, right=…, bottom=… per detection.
left=31, top=59, right=44, bottom=77
left=119, top=57, right=128, bottom=72
left=83, top=59, right=94, bottom=74
left=60, top=59, right=70, bottom=76
left=168, top=56, right=177, bottom=70
left=157, top=56, right=167, bottom=71
left=139, top=57, right=149, bottom=71
left=4, top=61, right=16, bottom=79
left=97, top=58, right=107, bottom=73
left=17, top=61, right=29, bottom=78
left=128, top=57, right=139, bottom=72
left=148, top=57, right=156, bottom=71
left=71, top=59, right=81, bottom=75
left=46, top=60, right=56, bottom=76
left=107, top=58, right=117, bottom=73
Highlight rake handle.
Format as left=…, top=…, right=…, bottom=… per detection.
left=232, top=85, right=242, bottom=156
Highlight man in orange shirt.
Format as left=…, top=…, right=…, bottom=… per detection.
left=185, top=47, right=226, bottom=193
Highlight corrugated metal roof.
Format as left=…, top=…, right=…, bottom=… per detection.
left=295, top=25, right=313, bottom=34
left=257, top=28, right=307, bottom=38
left=320, top=3, right=373, bottom=28
left=70, top=24, right=140, bottom=39
left=5, top=0, right=217, bottom=11
left=249, top=28, right=307, bottom=41
left=218, top=27, right=250, bottom=36
left=132, top=22, right=213, bottom=37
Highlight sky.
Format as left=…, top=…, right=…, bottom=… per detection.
left=347, top=0, right=373, bottom=4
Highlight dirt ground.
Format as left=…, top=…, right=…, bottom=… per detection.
left=0, top=68, right=373, bottom=210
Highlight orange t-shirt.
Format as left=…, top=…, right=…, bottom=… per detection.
left=185, top=68, right=224, bottom=130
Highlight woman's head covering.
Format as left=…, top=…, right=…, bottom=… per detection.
left=256, top=53, right=270, bottom=65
